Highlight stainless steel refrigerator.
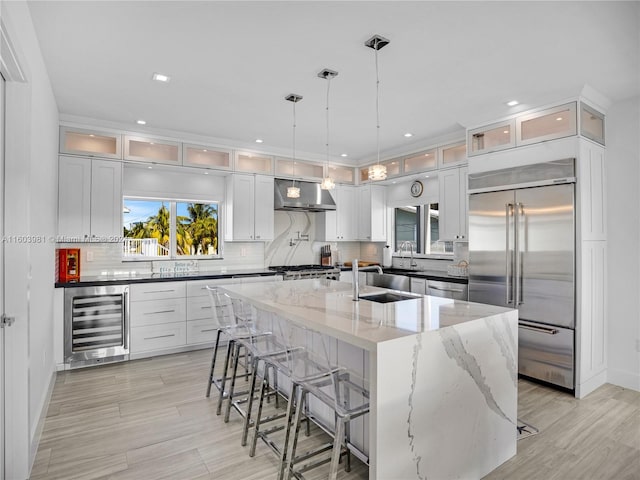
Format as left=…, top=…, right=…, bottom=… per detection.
left=468, top=159, right=576, bottom=390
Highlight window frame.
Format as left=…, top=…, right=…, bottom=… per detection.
left=122, top=196, right=222, bottom=260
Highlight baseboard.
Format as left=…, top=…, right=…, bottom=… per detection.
left=575, top=369, right=607, bottom=398
left=29, top=366, right=57, bottom=474
left=607, top=368, right=640, bottom=392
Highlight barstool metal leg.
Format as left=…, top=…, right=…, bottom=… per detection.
left=224, top=342, right=242, bottom=423
left=283, top=386, right=305, bottom=480
left=216, top=339, right=234, bottom=415
left=250, top=368, right=269, bottom=457
left=277, top=383, right=300, bottom=480
left=242, top=355, right=261, bottom=446
left=206, top=329, right=222, bottom=398
left=329, top=419, right=345, bottom=480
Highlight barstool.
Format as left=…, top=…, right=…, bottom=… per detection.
left=248, top=316, right=343, bottom=480
left=283, top=327, right=370, bottom=480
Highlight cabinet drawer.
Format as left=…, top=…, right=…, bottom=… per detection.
left=186, top=278, right=236, bottom=298
left=130, top=322, right=186, bottom=353
left=187, top=296, right=213, bottom=321
left=130, top=298, right=186, bottom=327
left=187, top=319, right=219, bottom=345
left=130, top=281, right=185, bottom=301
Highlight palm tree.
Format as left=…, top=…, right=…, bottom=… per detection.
left=183, top=203, right=218, bottom=255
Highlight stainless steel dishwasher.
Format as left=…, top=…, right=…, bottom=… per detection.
left=64, top=284, right=130, bottom=368
left=427, top=280, right=468, bottom=301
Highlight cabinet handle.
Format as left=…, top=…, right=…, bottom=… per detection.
left=200, top=306, right=212, bottom=310
left=256, top=235, right=260, bottom=239
left=201, top=328, right=217, bottom=333
left=144, top=334, right=176, bottom=340
left=429, top=285, right=465, bottom=293
left=144, top=309, right=175, bottom=315
left=144, top=289, right=175, bottom=294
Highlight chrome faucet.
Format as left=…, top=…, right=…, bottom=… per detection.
left=352, top=258, right=383, bottom=301
left=400, top=241, right=418, bottom=269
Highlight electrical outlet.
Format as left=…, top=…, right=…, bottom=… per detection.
left=86, top=251, right=94, bottom=262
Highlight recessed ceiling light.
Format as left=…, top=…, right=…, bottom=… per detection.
left=203, top=149, right=208, bottom=152
left=204, top=171, right=209, bottom=175
left=255, top=139, right=263, bottom=143
left=556, top=117, right=563, bottom=121
left=136, top=120, right=146, bottom=125
left=424, top=175, right=429, bottom=178
left=503, top=130, right=509, bottom=134
left=341, top=153, right=348, bottom=157
left=147, top=166, right=152, bottom=169
left=404, top=133, right=413, bottom=138
left=424, top=153, right=430, bottom=157
left=506, top=100, right=519, bottom=107
left=152, top=73, right=170, bottom=83
left=392, top=181, right=397, bottom=184
left=89, top=134, right=95, bottom=137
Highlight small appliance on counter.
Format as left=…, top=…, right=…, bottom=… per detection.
left=57, top=248, right=81, bottom=282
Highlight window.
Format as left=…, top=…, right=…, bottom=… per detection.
left=394, top=203, right=445, bottom=254
left=123, top=197, right=220, bottom=258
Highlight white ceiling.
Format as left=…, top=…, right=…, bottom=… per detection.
left=27, top=1, right=639, bottom=165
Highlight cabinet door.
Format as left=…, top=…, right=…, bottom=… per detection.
left=578, top=140, right=606, bottom=241
left=370, top=185, right=387, bottom=241
left=357, top=187, right=372, bottom=241
left=90, top=159, right=122, bottom=239
left=336, top=186, right=356, bottom=240
left=58, top=156, right=91, bottom=239
left=253, top=175, right=274, bottom=240
left=229, top=174, right=255, bottom=240
left=458, top=166, right=468, bottom=240
left=60, top=126, right=121, bottom=159
left=439, top=168, right=461, bottom=241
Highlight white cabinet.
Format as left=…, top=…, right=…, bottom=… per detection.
left=58, top=156, right=122, bottom=240
left=316, top=185, right=356, bottom=241
left=357, top=185, right=386, bottom=241
left=129, top=281, right=187, bottom=354
left=59, top=126, right=122, bottom=159
left=578, top=140, right=606, bottom=241
left=124, top=135, right=181, bottom=166
left=225, top=174, right=274, bottom=241
left=438, top=166, right=468, bottom=241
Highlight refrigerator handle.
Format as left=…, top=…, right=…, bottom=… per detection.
left=505, top=203, right=514, bottom=305
left=516, top=202, right=524, bottom=305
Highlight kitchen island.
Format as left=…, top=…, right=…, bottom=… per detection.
left=221, top=279, right=518, bottom=480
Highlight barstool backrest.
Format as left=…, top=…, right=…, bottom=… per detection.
left=205, top=286, right=236, bottom=328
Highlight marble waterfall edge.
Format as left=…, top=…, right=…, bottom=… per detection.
left=374, top=310, right=518, bottom=480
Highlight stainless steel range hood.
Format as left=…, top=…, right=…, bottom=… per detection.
left=274, top=178, right=336, bottom=212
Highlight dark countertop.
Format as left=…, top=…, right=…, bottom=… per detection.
left=340, top=266, right=468, bottom=284
left=55, top=268, right=278, bottom=288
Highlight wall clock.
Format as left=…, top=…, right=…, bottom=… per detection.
left=410, top=180, right=423, bottom=197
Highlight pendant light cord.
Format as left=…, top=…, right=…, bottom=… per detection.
left=375, top=38, right=380, bottom=166
left=326, top=75, right=331, bottom=170
left=292, top=100, right=297, bottom=187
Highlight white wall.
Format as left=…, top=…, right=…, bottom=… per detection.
left=1, top=1, right=59, bottom=477
left=606, top=95, right=640, bottom=391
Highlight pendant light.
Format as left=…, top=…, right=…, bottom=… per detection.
left=285, top=93, right=303, bottom=198
left=318, top=68, right=338, bottom=190
left=365, top=34, right=390, bottom=181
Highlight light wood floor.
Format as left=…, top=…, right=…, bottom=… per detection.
left=30, top=349, right=639, bottom=480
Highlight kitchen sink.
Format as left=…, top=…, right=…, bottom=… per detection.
left=358, top=292, right=420, bottom=303
left=365, top=272, right=411, bottom=291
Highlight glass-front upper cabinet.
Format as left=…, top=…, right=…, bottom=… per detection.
left=327, top=165, right=355, bottom=184
left=124, top=135, right=181, bottom=165
left=359, top=158, right=402, bottom=182
left=275, top=157, right=324, bottom=180
left=404, top=149, right=437, bottom=173
left=59, top=126, right=122, bottom=159
left=439, top=142, right=467, bottom=167
left=182, top=143, right=232, bottom=171
left=234, top=151, right=274, bottom=174
left=468, top=120, right=516, bottom=156
left=516, top=102, right=577, bottom=146
left=580, top=103, right=605, bottom=145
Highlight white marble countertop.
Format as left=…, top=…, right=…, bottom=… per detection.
left=220, top=278, right=514, bottom=351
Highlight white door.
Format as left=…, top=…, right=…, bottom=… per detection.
left=0, top=72, right=6, bottom=480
